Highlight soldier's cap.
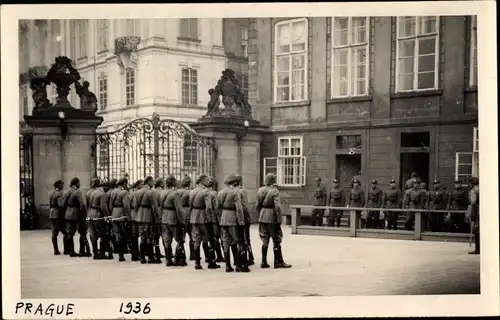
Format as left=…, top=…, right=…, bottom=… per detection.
left=134, top=179, right=144, bottom=188
left=165, top=175, right=177, bottom=187
left=469, top=177, right=479, bottom=185
left=100, top=181, right=110, bottom=188
left=332, top=178, right=339, bottom=183
left=70, top=177, right=80, bottom=186
left=264, top=173, right=277, bottom=186
left=109, top=178, right=118, bottom=188
left=196, top=174, right=210, bottom=186
left=53, top=180, right=64, bottom=188
left=316, top=177, right=321, bottom=181
left=144, top=176, right=154, bottom=183
left=371, top=180, right=378, bottom=184
left=224, top=173, right=239, bottom=186
left=411, top=172, right=418, bottom=178
left=91, top=178, right=101, bottom=188
left=154, top=178, right=164, bottom=187
left=389, top=179, right=396, bottom=184
left=180, top=175, right=192, bottom=187
left=206, top=176, right=215, bottom=187
left=414, top=178, right=422, bottom=184
left=433, top=180, right=440, bottom=184
left=117, top=178, right=127, bottom=186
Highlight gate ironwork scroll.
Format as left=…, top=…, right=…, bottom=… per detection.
left=20, top=133, right=34, bottom=213
left=94, top=114, right=217, bottom=183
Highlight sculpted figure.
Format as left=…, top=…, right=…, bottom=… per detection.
left=30, top=77, right=52, bottom=110
left=205, top=88, right=221, bottom=117
left=75, top=81, right=98, bottom=112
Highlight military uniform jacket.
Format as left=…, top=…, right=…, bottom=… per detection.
left=85, top=188, right=96, bottom=218
left=383, top=188, right=402, bottom=209
left=256, top=186, right=282, bottom=224
left=87, top=188, right=109, bottom=219
left=313, top=185, right=327, bottom=206
left=405, top=178, right=414, bottom=190
left=218, top=187, right=244, bottom=226
left=448, top=187, right=468, bottom=210
left=130, top=189, right=139, bottom=222
left=110, top=188, right=131, bottom=219
left=135, top=186, right=155, bottom=223
left=239, top=188, right=252, bottom=225
left=347, top=187, right=365, bottom=208
left=49, top=190, right=64, bottom=219
left=209, top=189, right=219, bottom=224
left=328, top=187, right=345, bottom=208
left=469, top=186, right=479, bottom=228
left=404, top=189, right=424, bottom=209
left=62, top=187, right=86, bottom=221
left=428, top=188, right=448, bottom=210
left=177, top=188, right=191, bottom=223
left=367, top=187, right=383, bottom=208
left=152, top=187, right=163, bottom=223
left=159, top=188, right=181, bottom=225
left=189, top=187, right=213, bottom=224
left=104, top=190, right=113, bottom=215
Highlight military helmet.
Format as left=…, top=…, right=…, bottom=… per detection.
left=117, top=178, right=127, bottom=186
left=165, top=175, right=177, bottom=188
left=70, top=177, right=80, bottom=187
left=180, top=175, right=192, bottom=188
left=53, top=179, right=64, bottom=189
left=224, top=173, right=239, bottom=186
left=109, top=178, right=118, bottom=189
left=264, top=173, right=277, bottom=186
left=196, top=174, right=210, bottom=187
left=154, top=178, right=164, bottom=188
left=91, top=178, right=101, bottom=188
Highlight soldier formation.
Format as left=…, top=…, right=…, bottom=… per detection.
left=312, top=173, right=480, bottom=254
left=48, top=172, right=293, bottom=272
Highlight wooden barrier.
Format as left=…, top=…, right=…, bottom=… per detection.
left=289, top=205, right=471, bottom=243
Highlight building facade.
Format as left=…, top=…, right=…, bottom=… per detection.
left=247, top=16, right=479, bottom=205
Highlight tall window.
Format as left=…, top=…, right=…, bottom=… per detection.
left=181, top=68, right=198, bottom=105
left=396, top=16, right=439, bottom=92
left=470, top=16, right=478, bottom=87
left=241, top=26, right=248, bottom=57
left=74, top=20, right=88, bottom=59
left=19, top=86, right=28, bottom=120
left=472, top=127, right=479, bottom=177
left=455, top=152, right=473, bottom=185
left=332, top=17, right=369, bottom=98
left=51, top=20, right=61, bottom=57
left=126, top=19, right=140, bottom=37
left=183, top=135, right=198, bottom=168
left=263, top=136, right=306, bottom=187
left=99, top=73, right=108, bottom=110
left=179, top=19, right=199, bottom=39
left=97, top=19, right=109, bottom=52
left=125, top=68, right=135, bottom=106
left=19, top=30, right=29, bottom=71
left=274, top=18, right=308, bottom=102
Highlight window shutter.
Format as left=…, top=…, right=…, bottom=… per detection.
left=179, top=19, right=189, bottom=37
left=189, top=19, right=198, bottom=38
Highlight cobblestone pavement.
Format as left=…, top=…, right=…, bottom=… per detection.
left=21, top=226, right=480, bottom=298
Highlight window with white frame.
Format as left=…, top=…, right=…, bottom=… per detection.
left=470, top=16, right=477, bottom=87
left=455, top=152, right=473, bottom=185
left=241, top=26, right=248, bottom=57
left=331, top=17, right=370, bottom=97
left=238, top=73, right=249, bottom=98
left=472, top=127, right=479, bottom=177
left=99, top=73, right=108, bottom=110
left=396, top=16, right=439, bottom=92
left=263, top=136, right=306, bottom=186
left=274, top=18, right=308, bottom=102
left=126, top=19, right=140, bottom=37
left=181, top=68, right=198, bottom=105
left=179, top=19, right=199, bottom=39
left=125, top=68, right=135, bottom=106
left=73, top=20, right=88, bottom=59
left=97, top=19, right=109, bottom=52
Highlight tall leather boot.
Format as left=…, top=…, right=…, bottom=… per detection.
left=78, top=236, right=86, bottom=256
left=274, top=245, right=292, bottom=269
left=91, top=238, right=102, bottom=260
left=202, top=242, right=210, bottom=263
left=131, top=236, right=140, bottom=261
left=194, top=246, right=203, bottom=270
left=118, top=239, right=126, bottom=262
left=214, top=239, right=224, bottom=263
left=247, top=244, right=255, bottom=266
left=175, top=244, right=188, bottom=266
left=111, top=236, right=119, bottom=254
left=224, top=249, right=234, bottom=272
left=165, top=245, right=175, bottom=266
left=106, top=237, right=114, bottom=260
left=231, top=244, right=241, bottom=272
left=52, top=235, right=61, bottom=255
left=155, top=241, right=164, bottom=259
left=62, top=236, right=69, bottom=255
left=68, top=236, right=78, bottom=257
left=207, top=248, right=221, bottom=269
left=147, top=243, right=156, bottom=264
left=189, top=242, right=195, bottom=261
left=83, top=236, right=92, bottom=257
left=139, top=241, right=147, bottom=264
left=261, top=245, right=270, bottom=268
left=238, top=246, right=250, bottom=273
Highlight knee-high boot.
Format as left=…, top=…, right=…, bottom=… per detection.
left=165, top=245, right=175, bottom=266
left=139, top=241, right=147, bottom=264
left=261, top=245, right=270, bottom=268
left=118, top=239, right=126, bottom=262
left=274, top=245, right=292, bottom=269
left=202, top=242, right=210, bottom=263
left=131, top=236, right=139, bottom=261
left=194, top=246, right=203, bottom=270
left=51, top=232, right=60, bottom=255
left=68, top=236, right=78, bottom=257
left=214, top=239, right=224, bottom=262
left=231, top=244, right=241, bottom=271
left=238, top=245, right=250, bottom=273
left=62, top=234, right=69, bottom=255
left=91, top=238, right=102, bottom=260
left=224, top=247, right=234, bottom=272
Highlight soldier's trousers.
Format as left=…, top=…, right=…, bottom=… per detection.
left=448, top=211, right=465, bottom=233
left=50, top=218, right=67, bottom=252
left=190, top=223, right=210, bottom=249
left=138, top=223, right=154, bottom=245
left=429, top=211, right=445, bottom=232
left=328, top=210, right=343, bottom=227
left=161, top=224, right=183, bottom=249
left=112, top=220, right=128, bottom=242
left=385, top=212, right=399, bottom=230
left=65, top=220, right=78, bottom=236
left=258, top=223, right=283, bottom=247
left=88, top=219, right=108, bottom=255
left=221, top=225, right=242, bottom=252
left=151, top=222, right=161, bottom=246
left=311, top=208, right=325, bottom=226
left=367, top=210, right=380, bottom=229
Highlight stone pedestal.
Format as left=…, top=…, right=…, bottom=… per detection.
left=191, top=115, right=268, bottom=222
left=24, top=107, right=103, bottom=228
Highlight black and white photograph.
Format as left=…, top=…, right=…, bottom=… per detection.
left=1, top=2, right=499, bottom=319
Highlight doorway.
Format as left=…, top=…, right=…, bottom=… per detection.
left=399, top=152, right=430, bottom=187
left=336, top=154, right=362, bottom=189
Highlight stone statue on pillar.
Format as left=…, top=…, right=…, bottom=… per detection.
left=45, top=56, right=82, bottom=109
left=75, top=80, right=98, bottom=112
left=30, top=77, right=52, bottom=110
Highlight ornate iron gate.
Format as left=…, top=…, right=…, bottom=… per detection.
left=20, top=133, right=34, bottom=213
left=94, top=114, right=217, bottom=183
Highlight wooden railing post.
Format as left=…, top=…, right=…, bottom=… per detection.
left=291, top=207, right=301, bottom=234
left=349, top=209, right=357, bottom=237
left=414, top=212, right=422, bottom=240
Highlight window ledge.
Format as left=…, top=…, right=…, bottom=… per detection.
left=272, top=100, right=311, bottom=108
left=327, top=96, right=372, bottom=104
left=77, top=56, right=88, bottom=63
left=177, top=36, right=201, bottom=43
left=391, top=89, right=443, bottom=99
left=278, top=185, right=306, bottom=190
left=465, top=85, right=478, bottom=93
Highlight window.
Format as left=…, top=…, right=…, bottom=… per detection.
left=97, top=19, right=109, bottom=52
left=238, top=73, right=249, bottom=98
left=470, top=16, right=477, bottom=86
left=396, top=16, right=439, bottom=92
left=179, top=19, right=199, bottom=39
left=331, top=17, right=370, bottom=97
left=241, top=26, right=248, bottom=57
left=19, top=86, right=28, bottom=120
left=264, top=136, right=306, bottom=186
left=455, top=152, right=473, bottom=184
left=99, top=73, right=108, bottom=110
left=472, top=127, right=479, bottom=177
left=336, top=135, right=362, bottom=150
left=126, top=19, right=140, bottom=37
left=183, top=136, right=198, bottom=168
left=73, top=20, right=88, bottom=59
left=181, top=68, right=198, bottom=105
left=51, top=20, right=61, bottom=57
left=19, top=30, right=29, bottom=71
left=274, top=18, right=308, bottom=102
left=98, top=144, right=109, bottom=170
left=125, top=68, right=135, bottom=106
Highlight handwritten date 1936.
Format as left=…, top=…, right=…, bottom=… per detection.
left=119, top=302, right=151, bottom=315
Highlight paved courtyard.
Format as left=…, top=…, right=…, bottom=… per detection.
left=21, top=226, right=480, bottom=298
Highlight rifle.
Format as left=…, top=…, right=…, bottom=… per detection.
left=469, top=221, right=475, bottom=247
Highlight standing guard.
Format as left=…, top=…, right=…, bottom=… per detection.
left=311, top=177, right=327, bottom=226
left=110, top=178, right=131, bottom=262
left=405, top=172, right=418, bottom=190
left=427, top=180, right=448, bottom=232
left=177, top=176, right=194, bottom=261
left=49, top=180, right=66, bottom=255
left=403, top=178, right=423, bottom=231
left=366, top=180, right=383, bottom=229
left=447, top=180, right=469, bottom=233
left=236, top=174, right=254, bottom=266
left=218, top=174, right=247, bottom=272
left=136, top=176, right=160, bottom=264
left=327, top=178, right=345, bottom=227
left=152, top=178, right=165, bottom=262
left=105, top=179, right=119, bottom=255
left=61, top=177, right=86, bottom=257
left=208, top=178, right=225, bottom=263
left=257, top=173, right=292, bottom=269
left=129, top=179, right=143, bottom=261
left=189, top=175, right=220, bottom=270
left=382, top=179, right=402, bottom=230
left=468, top=177, right=480, bottom=255
left=87, top=181, right=111, bottom=259
left=348, top=178, right=365, bottom=229
left=419, top=182, right=429, bottom=230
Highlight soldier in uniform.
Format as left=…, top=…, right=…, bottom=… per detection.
left=236, top=174, right=255, bottom=266
left=152, top=178, right=165, bottom=262
left=49, top=180, right=66, bottom=255
left=468, top=177, right=479, bottom=254
left=87, top=181, right=112, bottom=259
left=403, top=178, right=423, bottom=231
left=177, top=176, right=194, bottom=261
left=208, top=178, right=225, bottom=263
left=405, top=172, right=418, bottom=190
left=311, top=177, right=327, bottom=226
left=257, top=173, right=292, bottom=269
left=105, top=179, right=119, bottom=255
left=427, top=180, right=448, bottom=232
left=382, top=179, right=402, bottom=230
left=61, top=177, right=86, bottom=257
left=218, top=173, right=247, bottom=272
left=419, top=182, right=429, bottom=230
left=129, top=179, right=143, bottom=261
left=327, top=178, right=345, bottom=227
left=347, top=178, right=365, bottom=229
left=110, top=178, right=131, bottom=262
left=136, top=176, right=160, bottom=264
left=366, top=180, right=383, bottom=229
left=447, top=180, right=469, bottom=233
left=189, top=174, right=220, bottom=270
left=159, top=175, right=186, bottom=267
